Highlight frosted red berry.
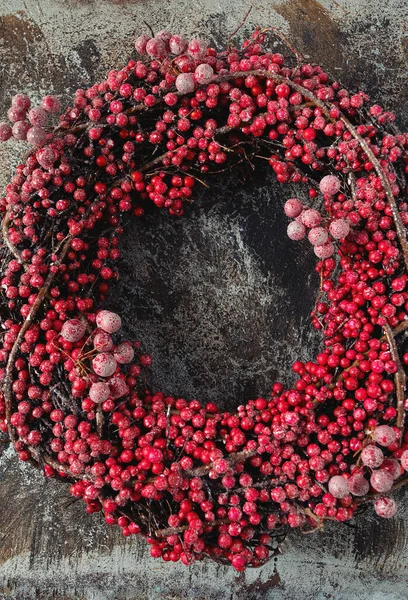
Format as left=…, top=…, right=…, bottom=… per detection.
left=41, top=95, right=61, bottom=114
left=175, top=74, right=195, bottom=94
left=92, top=353, right=117, bottom=377
left=361, top=444, right=384, bottom=468
left=319, top=175, right=341, bottom=196
left=284, top=198, right=303, bottom=218
left=28, top=107, right=48, bottom=127
left=194, top=64, right=214, bottom=84
left=374, top=496, right=397, bottom=518
left=135, top=34, right=150, bottom=54
left=301, top=209, right=321, bottom=228
left=113, top=342, right=134, bottom=364
left=328, top=475, right=350, bottom=499
left=89, top=382, right=110, bottom=403
left=308, top=227, right=328, bottom=246
left=329, top=219, right=350, bottom=239
left=287, top=221, right=306, bottom=240
left=61, top=319, right=86, bottom=343
left=0, top=122, right=13, bottom=141
left=370, top=470, right=394, bottom=493
left=374, top=425, right=397, bottom=447
left=96, top=310, right=121, bottom=334
left=26, top=126, right=47, bottom=147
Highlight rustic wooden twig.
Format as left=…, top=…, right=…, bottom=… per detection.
left=1, top=209, right=26, bottom=267
left=383, top=322, right=406, bottom=431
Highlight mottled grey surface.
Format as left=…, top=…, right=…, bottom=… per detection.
left=0, top=0, right=407, bottom=599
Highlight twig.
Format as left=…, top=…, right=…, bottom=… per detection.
left=356, top=475, right=408, bottom=505
left=143, top=21, right=155, bottom=38
left=96, top=405, right=104, bottom=437
left=155, top=518, right=226, bottom=539
left=262, top=27, right=304, bottom=66
left=185, top=449, right=256, bottom=477
left=389, top=319, right=408, bottom=337
left=227, top=6, right=253, bottom=47
left=2, top=210, right=26, bottom=266
left=383, top=323, right=406, bottom=431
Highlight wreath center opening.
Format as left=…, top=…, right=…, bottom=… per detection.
left=109, top=168, right=320, bottom=409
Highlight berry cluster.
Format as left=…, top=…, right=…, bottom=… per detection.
left=284, top=177, right=351, bottom=259
left=0, top=28, right=407, bottom=570
left=0, top=93, right=61, bottom=146
left=60, top=311, right=139, bottom=403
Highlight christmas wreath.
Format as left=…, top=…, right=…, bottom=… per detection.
left=0, top=27, right=407, bottom=571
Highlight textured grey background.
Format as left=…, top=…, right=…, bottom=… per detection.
left=0, top=0, right=407, bottom=599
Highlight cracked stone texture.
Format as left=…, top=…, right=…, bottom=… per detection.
left=0, top=0, right=407, bottom=598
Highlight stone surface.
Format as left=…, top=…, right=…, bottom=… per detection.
left=0, top=0, right=407, bottom=598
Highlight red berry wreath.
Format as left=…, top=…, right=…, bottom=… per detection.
left=0, top=28, right=408, bottom=571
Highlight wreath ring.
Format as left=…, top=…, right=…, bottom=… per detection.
left=0, top=28, right=407, bottom=570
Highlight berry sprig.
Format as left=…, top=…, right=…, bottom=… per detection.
left=0, top=93, right=61, bottom=146
left=0, top=28, right=407, bottom=570
left=284, top=177, right=351, bottom=259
